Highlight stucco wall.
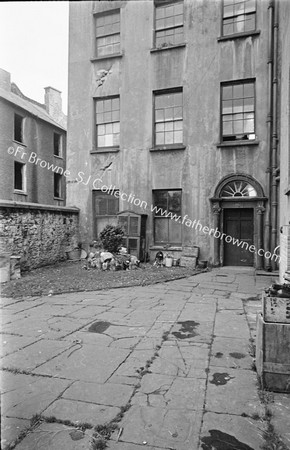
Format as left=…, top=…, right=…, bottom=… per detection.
left=0, top=202, right=79, bottom=271
left=278, top=0, right=290, bottom=281
left=67, top=0, right=270, bottom=264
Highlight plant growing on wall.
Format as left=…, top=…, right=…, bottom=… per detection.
left=99, top=225, right=124, bottom=253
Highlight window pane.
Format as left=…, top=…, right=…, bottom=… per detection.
left=222, top=100, right=233, bottom=114
left=223, top=121, right=233, bottom=136
left=233, top=84, right=243, bottom=98
left=156, top=109, right=165, bottom=122
left=156, top=133, right=164, bottom=145
left=155, top=218, right=168, bottom=243
left=174, top=120, right=183, bottom=131
left=244, top=82, right=254, bottom=98
left=244, top=14, right=255, bottom=31
left=174, top=130, right=183, bottom=142
left=156, top=123, right=165, bottom=132
left=233, top=119, right=244, bottom=134
left=244, top=97, right=254, bottom=112
left=165, top=108, right=174, bottom=121
left=165, top=121, right=174, bottom=132
left=244, top=114, right=254, bottom=132
left=169, top=220, right=182, bottom=244
left=223, top=85, right=233, bottom=100
left=168, top=191, right=181, bottom=214
left=165, top=132, right=174, bottom=144
left=245, top=0, right=256, bottom=13
left=224, top=5, right=234, bottom=18
left=233, top=98, right=243, bottom=112
left=119, top=216, right=128, bottom=234
left=98, top=135, right=105, bottom=147
left=129, top=217, right=139, bottom=235
left=154, top=191, right=168, bottom=215
left=113, top=133, right=120, bottom=146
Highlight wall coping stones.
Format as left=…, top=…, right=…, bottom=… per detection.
left=0, top=200, right=79, bottom=214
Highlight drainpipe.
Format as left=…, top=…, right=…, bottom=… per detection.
left=271, top=0, right=279, bottom=271
left=264, top=0, right=274, bottom=270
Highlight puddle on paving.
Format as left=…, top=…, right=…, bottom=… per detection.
left=201, top=430, right=254, bottom=450
left=214, top=352, right=223, bottom=358
left=229, top=352, right=246, bottom=359
left=69, top=430, right=84, bottom=441
left=209, top=372, right=234, bottom=385
left=88, top=321, right=111, bottom=333
left=172, top=320, right=199, bottom=339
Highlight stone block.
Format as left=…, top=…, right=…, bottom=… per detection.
left=180, top=255, right=197, bottom=268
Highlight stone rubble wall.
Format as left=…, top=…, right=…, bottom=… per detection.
left=0, top=202, right=79, bottom=271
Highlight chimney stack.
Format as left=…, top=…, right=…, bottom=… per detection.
left=0, top=68, right=11, bottom=91
left=44, top=86, right=66, bottom=127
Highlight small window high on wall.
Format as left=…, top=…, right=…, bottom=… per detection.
left=14, top=161, right=26, bottom=191
left=14, top=114, right=24, bottom=143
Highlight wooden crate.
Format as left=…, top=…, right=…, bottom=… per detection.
left=256, top=313, right=290, bottom=392
left=262, top=293, right=290, bottom=323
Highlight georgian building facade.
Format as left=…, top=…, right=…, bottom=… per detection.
left=67, top=0, right=286, bottom=269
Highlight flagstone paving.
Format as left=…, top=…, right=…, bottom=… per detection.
left=1, top=267, right=289, bottom=450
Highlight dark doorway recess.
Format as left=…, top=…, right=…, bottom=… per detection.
left=224, top=208, right=254, bottom=266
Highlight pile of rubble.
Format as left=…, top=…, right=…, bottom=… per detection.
left=84, top=247, right=140, bottom=271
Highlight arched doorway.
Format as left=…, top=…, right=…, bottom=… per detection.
left=210, top=174, right=267, bottom=268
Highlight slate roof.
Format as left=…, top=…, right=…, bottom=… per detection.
left=0, top=87, right=66, bottom=131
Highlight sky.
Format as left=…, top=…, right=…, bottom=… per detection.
left=0, top=1, right=69, bottom=113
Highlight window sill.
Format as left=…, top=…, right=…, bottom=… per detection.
left=90, top=52, right=123, bottom=62
left=216, top=140, right=259, bottom=148
left=150, top=245, right=182, bottom=251
left=150, top=144, right=186, bottom=152
left=218, top=30, right=261, bottom=42
left=91, top=147, right=120, bottom=154
left=14, top=190, right=27, bottom=195
left=12, top=140, right=26, bottom=147
left=284, top=185, right=290, bottom=196
left=150, top=43, right=186, bottom=53
left=54, top=154, right=63, bottom=160
left=54, top=197, right=64, bottom=201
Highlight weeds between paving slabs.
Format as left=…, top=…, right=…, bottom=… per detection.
left=91, top=333, right=169, bottom=448
left=247, top=339, right=289, bottom=450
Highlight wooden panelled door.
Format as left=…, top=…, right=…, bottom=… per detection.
left=224, top=208, right=254, bottom=266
